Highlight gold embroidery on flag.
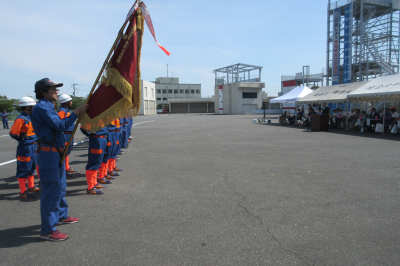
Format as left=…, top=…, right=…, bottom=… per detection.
left=80, top=8, right=144, bottom=133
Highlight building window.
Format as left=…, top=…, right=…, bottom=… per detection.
left=242, top=92, right=258, bottom=98
left=162, top=89, right=167, bottom=93
left=191, top=90, right=194, bottom=94
left=163, top=98, right=167, bottom=100
left=196, top=90, right=200, bottom=94
left=145, top=87, right=147, bottom=97
left=174, top=89, right=178, bottom=93
left=180, top=89, right=184, bottom=93
left=151, top=88, right=154, bottom=97
left=185, top=89, right=189, bottom=93
left=168, top=89, right=172, bottom=93
left=157, top=89, right=161, bottom=93
left=157, top=98, right=161, bottom=101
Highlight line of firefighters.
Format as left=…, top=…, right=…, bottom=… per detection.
left=9, top=94, right=133, bottom=198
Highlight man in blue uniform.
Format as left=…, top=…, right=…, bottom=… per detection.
left=127, top=116, right=133, bottom=145
left=32, top=78, right=88, bottom=241
left=107, top=119, right=122, bottom=177
left=9, top=97, right=40, bottom=199
left=1, top=109, right=10, bottom=129
left=57, top=94, right=77, bottom=174
left=121, top=117, right=129, bottom=149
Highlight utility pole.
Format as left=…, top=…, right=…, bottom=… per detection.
left=72, top=83, right=79, bottom=99
left=166, top=64, right=169, bottom=77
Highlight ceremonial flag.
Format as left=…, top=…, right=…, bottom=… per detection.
left=60, top=0, right=169, bottom=164
left=81, top=1, right=169, bottom=132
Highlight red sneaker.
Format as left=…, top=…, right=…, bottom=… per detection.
left=40, top=230, right=68, bottom=241
left=58, top=216, right=79, bottom=225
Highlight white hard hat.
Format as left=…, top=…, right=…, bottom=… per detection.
left=18, top=97, right=36, bottom=107
left=58, top=94, right=72, bottom=103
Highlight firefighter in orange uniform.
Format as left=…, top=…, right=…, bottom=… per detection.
left=9, top=97, right=40, bottom=199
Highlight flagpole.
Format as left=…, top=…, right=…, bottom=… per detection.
left=59, top=11, right=136, bottom=167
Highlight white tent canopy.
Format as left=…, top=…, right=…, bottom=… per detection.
left=347, top=73, right=400, bottom=102
left=270, top=86, right=313, bottom=103
left=297, top=81, right=368, bottom=103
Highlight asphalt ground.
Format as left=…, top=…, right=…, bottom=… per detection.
left=0, top=114, right=399, bottom=266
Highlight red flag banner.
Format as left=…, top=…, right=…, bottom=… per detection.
left=80, top=5, right=144, bottom=132
left=141, top=2, right=170, bottom=56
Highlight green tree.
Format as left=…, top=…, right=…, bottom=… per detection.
left=0, top=99, right=15, bottom=112
left=70, top=96, right=87, bottom=110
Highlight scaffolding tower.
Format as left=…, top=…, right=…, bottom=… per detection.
left=326, top=0, right=400, bottom=85
left=213, top=63, right=262, bottom=86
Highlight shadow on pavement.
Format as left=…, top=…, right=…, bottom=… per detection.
left=0, top=172, right=87, bottom=199
left=0, top=175, right=41, bottom=201
left=0, top=224, right=42, bottom=248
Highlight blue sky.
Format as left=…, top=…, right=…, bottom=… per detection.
left=0, top=0, right=329, bottom=100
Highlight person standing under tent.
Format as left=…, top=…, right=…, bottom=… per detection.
left=9, top=97, right=40, bottom=199
left=384, top=107, right=392, bottom=133
left=321, top=102, right=330, bottom=115
left=57, top=94, right=77, bottom=175
left=32, top=78, right=88, bottom=241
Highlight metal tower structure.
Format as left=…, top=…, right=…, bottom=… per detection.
left=213, top=63, right=262, bottom=86
left=326, top=0, right=400, bottom=85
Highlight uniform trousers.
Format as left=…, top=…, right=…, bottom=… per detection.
left=2, top=118, right=9, bottom=129
left=102, top=131, right=115, bottom=164
left=86, top=137, right=107, bottom=170
left=64, top=133, right=74, bottom=155
left=121, top=125, right=128, bottom=148
left=16, top=143, right=37, bottom=178
left=111, top=131, right=121, bottom=159
left=38, top=147, right=68, bottom=235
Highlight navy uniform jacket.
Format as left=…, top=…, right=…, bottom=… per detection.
left=31, top=99, right=77, bottom=149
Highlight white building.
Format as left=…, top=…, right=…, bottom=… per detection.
left=214, top=82, right=266, bottom=114
left=213, top=64, right=266, bottom=114
left=139, top=80, right=156, bottom=115
left=155, top=77, right=201, bottom=105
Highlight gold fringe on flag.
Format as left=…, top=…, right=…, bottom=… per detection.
left=80, top=9, right=144, bottom=133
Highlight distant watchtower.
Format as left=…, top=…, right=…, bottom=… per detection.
left=212, top=63, right=262, bottom=86
left=212, top=63, right=265, bottom=115
left=327, top=0, right=400, bottom=85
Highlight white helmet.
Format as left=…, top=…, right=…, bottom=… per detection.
left=19, top=97, right=36, bottom=107
left=58, top=94, right=72, bottom=104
